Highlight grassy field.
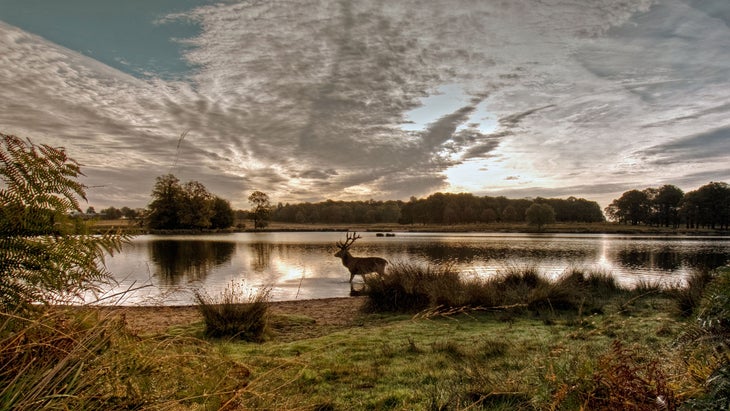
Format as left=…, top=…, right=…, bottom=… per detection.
left=3, top=265, right=727, bottom=410
left=218, top=298, right=686, bottom=409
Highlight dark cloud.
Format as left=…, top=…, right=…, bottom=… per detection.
left=640, top=127, right=730, bottom=165
left=498, top=105, right=556, bottom=128
left=299, top=169, right=339, bottom=180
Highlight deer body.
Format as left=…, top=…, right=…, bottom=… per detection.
left=334, top=232, right=387, bottom=282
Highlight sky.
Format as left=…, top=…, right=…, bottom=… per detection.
left=0, top=0, right=728, bottom=211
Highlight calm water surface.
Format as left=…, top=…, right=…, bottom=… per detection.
left=100, top=232, right=730, bottom=305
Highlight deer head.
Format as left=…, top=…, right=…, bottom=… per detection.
left=334, top=232, right=361, bottom=258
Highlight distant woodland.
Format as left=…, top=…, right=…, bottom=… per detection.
left=271, top=193, right=604, bottom=225
left=98, top=174, right=728, bottom=231
left=605, top=182, right=730, bottom=229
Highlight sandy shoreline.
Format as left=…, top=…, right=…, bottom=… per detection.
left=98, top=296, right=368, bottom=336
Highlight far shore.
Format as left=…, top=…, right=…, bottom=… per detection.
left=91, top=219, right=728, bottom=236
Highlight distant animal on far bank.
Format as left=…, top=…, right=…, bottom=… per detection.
left=334, top=232, right=388, bottom=282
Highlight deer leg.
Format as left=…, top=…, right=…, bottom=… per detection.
left=349, top=272, right=354, bottom=282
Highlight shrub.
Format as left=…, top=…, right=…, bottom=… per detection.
left=194, top=281, right=271, bottom=341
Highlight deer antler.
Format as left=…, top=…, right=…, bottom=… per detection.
left=336, top=232, right=361, bottom=249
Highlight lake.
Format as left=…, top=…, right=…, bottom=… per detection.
left=98, top=232, right=730, bottom=305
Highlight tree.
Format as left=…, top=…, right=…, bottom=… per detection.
left=525, top=203, right=556, bottom=231
left=0, top=134, right=125, bottom=312
left=146, top=176, right=232, bottom=230
left=652, top=185, right=684, bottom=228
left=120, top=206, right=138, bottom=219
left=480, top=208, right=497, bottom=223
left=178, top=181, right=213, bottom=229
left=147, top=174, right=184, bottom=229
left=100, top=206, right=123, bottom=220
left=502, top=205, right=518, bottom=222
left=210, top=197, right=234, bottom=229
left=248, top=191, right=271, bottom=230
left=607, top=190, right=649, bottom=225
left=683, top=182, right=730, bottom=230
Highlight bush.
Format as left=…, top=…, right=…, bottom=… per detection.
left=194, top=281, right=271, bottom=341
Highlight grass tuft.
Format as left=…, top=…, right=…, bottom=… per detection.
left=194, top=281, right=271, bottom=341
left=363, top=262, right=462, bottom=312
left=666, top=269, right=715, bottom=316
left=364, top=263, right=632, bottom=319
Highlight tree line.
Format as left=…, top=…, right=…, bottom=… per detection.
left=272, top=193, right=604, bottom=225
left=605, top=181, right=729, bottom=229
left=139, top=174, right=730, bottom=231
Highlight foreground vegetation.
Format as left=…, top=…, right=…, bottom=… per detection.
left=4, top=264, right=728, bottom=410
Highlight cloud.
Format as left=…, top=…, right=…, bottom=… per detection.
left=498, top=105, right=556, bottom=128
left=1, top=0, right=728, bottom=210
left=639, top=127, right=730, bottom=165
left=298, top=169, right=339, bottom=180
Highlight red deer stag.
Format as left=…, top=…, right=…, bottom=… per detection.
left=334, top=232, right=387, bottom=282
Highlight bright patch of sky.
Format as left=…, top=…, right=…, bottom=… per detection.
left=402, top=84, right=497, bottom=135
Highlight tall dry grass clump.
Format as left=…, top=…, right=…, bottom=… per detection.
left=0, top=310, right=118, bottom=410
left=363, top=261, right=463, bottom=312
left=0, top=308, right=249, bottom=410
left=194, top=281, right=272, bottom=341
left=666, top=269, right=716, bottom=316
left=364, top=262, right=630, bottom=317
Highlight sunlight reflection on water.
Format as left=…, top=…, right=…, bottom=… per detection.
left=96, top=232, right=730, bottom=305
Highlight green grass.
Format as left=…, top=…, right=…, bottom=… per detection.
left=220, top=299, right=684, bottom=410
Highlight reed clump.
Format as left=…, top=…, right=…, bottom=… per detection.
left=363, top=262, right=632, bottom=317
left=665, top=269, right=716, bottom=316
left=194, top=281, right=272, bottom=341
left=363, top=262, right=463, bottom=312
